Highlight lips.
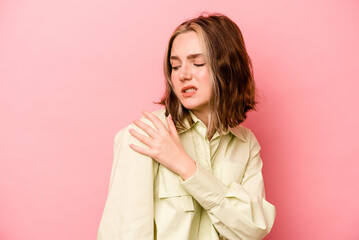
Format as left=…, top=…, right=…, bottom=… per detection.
left=181, top=85, right=197, bottom=93
left=181, top=85, right=197, bottom=98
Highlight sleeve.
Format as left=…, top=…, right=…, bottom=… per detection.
left=97, top=123, right=159, bottom=240
left=180, top=130, right=276, bottom=240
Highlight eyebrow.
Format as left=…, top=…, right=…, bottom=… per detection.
left=170, top=53, right=203, bottom=61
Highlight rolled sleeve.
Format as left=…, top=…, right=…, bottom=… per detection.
left=180, top=163, right=227, bottom=210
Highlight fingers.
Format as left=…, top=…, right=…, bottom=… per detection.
left=129, top=143, right=152, bottom=157
left=129, top=128, right=153, bottom=147
left=167, top=114, right=178, bottom=136
left=142, top=110, right=167, bottom=134
left=133, top=119, right=158, bottom=139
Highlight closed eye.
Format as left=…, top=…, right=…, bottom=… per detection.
left=171, top=63, right=205, bottom=71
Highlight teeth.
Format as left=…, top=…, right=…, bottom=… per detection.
left=185, top=88, right=196, bottom=93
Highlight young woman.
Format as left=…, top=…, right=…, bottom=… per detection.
left=97, top=13, right=276, bottom=240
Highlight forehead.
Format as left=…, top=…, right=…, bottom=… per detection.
left=170, top=31, right=204, bottom=57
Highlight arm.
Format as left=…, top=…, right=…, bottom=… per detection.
left=97, top=124, right=158, bottom=240
left=128, top=111, right=275, bottom=239
left=180, top=130, right=276, bottom=240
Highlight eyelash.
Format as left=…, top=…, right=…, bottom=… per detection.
left=171, top=63, right=205, bottom=71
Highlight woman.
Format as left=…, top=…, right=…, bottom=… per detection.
left=97, top=13, right=276, bottom=240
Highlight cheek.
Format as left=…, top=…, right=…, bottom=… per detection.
left=198, top=70, right=212, bottom=93
left=197, top=67, right=210, bottom=81
left=170, top=75, right=180, bottom=92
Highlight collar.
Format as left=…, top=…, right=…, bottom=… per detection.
left=177, top=110, right=246, bottom=142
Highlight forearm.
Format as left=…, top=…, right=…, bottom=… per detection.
left=180, top=163, right=275, bottom=240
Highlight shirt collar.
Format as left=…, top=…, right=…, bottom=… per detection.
left=177, top=110, right=246, bottom=142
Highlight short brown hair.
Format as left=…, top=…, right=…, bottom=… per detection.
left=157, top=13, right=257, bottom=139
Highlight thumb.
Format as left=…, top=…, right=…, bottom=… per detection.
left=167, top=114, right=178, bottom=136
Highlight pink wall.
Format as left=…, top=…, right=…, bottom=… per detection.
left=1, top=0, right=358, bottom=239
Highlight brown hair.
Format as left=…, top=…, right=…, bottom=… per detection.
left=156, top=13, right=257, bottom=139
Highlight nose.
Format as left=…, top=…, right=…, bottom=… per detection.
left=179, top=64, right=192, bottom=81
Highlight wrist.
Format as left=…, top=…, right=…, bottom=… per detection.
left=178, top=155, right=197, bottom=180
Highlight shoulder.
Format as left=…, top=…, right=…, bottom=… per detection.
left=230, top=125, right=261, bottom=149
left=229, top=125, right=254, bottom=141
left=151, top=107, right=167, bottom=123
left=113, top=107, right=167, bottom=143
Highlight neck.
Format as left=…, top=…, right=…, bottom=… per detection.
left=191, top=109, right=210, bottom=127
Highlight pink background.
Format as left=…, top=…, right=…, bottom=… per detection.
left=1, top=0, right=358, bottom=239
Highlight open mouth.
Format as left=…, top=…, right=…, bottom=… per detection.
left=183, top=88, right=197, bottom=93
left=181, top=85, right=198, bottom=93
left=181, top=86, right=197, bottom=97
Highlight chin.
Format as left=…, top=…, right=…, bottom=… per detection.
left=181, top=103, right=205, bottom=112
left=178, top=97, right=209, bottom=112
left=180, top=102, right=199, bottom=110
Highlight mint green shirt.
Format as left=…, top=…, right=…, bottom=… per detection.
left=97, top=108, right=276, bottom=240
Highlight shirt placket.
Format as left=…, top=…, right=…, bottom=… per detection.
left=192, top=123, right=212, bottom=173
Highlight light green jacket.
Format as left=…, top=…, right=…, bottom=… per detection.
left=97, top=108, right=276, bottom=240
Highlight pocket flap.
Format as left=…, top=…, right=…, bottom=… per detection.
left=157, top=165, right=195, bottom=212
left=158, top=164, right=190, bottom=198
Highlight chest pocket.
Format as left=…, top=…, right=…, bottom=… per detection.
left=213, top=162, right=246, bottom=187
left=157, top=164, right=195, bottom=212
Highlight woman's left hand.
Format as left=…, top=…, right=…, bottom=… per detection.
left=128, top=110, right=196, bottom=180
